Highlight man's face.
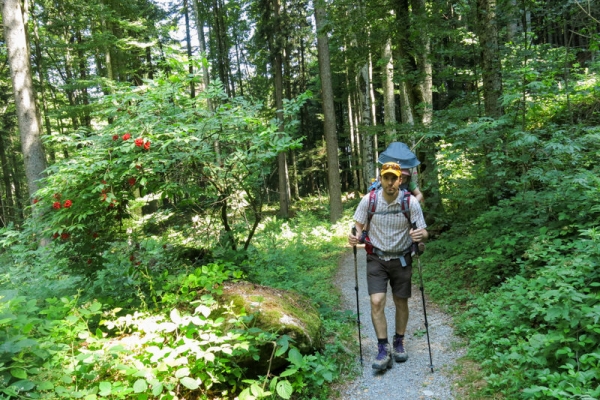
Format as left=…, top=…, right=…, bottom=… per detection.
left=381, top=173, right=400, bottom=195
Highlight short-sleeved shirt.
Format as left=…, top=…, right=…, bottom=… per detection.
left=353, top=188, right=426, bottom=261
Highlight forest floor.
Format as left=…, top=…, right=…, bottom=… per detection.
left=332, top=248, right=467, bottom=400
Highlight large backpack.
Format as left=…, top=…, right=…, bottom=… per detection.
left=361, top=187, right=412, bottom=255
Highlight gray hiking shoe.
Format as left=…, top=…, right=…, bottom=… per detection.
left=393, top=335, right=408, bottom=362
left=372, top=343, right=393, bottom=370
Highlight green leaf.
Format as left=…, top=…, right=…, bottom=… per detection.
left=170, top=308, right=181, bottom=324
left=287, top=348, right=303, bottom=366
left=10, top=379, right=35, bottom=391
left=133, top=379, right=148, bottom=393
left=238, top=387, right=254, bottom=400
left=98, top=381, right=111, bottom=396
left=37, top=381, right=54, bottom=391
left=179, top=377, right=199, bottom=390
left=151, top=383, right=163, bottom=397
left=276, top=380, right=293, bottom=399
left=279, top=368, right=298, bottom=377
left=10, top=368, right=27, bottom=379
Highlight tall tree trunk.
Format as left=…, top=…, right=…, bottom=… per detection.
left=411, top=0, right=433, bottom=125
left=192, top=0, right=212, bottom=102
left=359, top=64, right=375, bottom=190
left=476, top=0, right=503, bottom=118
left=183, top=0, right=196, bottom=98
left=272, top=0, right=290, bottom=218
left=0, top=133, right=14, bottom=223
left=314, top=0, right=342, bottom=223
left=382, top=38, right=396, bottom=144
left=3, top=0, right=47, bottom=201
left=76, top=31, right=92, bottom=128
left=394, top=0, right=416, bottom=125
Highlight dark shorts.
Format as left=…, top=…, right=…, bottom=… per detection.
left=366, top=253, right=413, bottom=298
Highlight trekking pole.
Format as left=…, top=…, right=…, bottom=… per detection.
left=351, top=226, right=364, bottom=366
left=412, top=223, right=434, bottom=373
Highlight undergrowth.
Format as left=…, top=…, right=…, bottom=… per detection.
left=0, top=197, right=357, bottom=399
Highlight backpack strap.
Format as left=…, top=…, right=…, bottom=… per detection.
left=400, top=189, right=411, bottom=224
left=367, top=188, right=412, bottom=226
left=365, top=188, right=378, bottom=230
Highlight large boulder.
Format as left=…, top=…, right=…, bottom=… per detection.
left=218, top=281, right=322, bottom=375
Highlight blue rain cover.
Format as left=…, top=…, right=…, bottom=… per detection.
left=377, top=142, right=420, bottom=168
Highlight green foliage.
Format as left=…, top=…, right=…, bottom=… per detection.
left=242, top=209, right=348, bottom=312
left=0, top=261, right=334, bottom=399
left=0, top=196, right=354, bottom=400
left=455, top=228, right=600, bottom=399
left=33, top=56, right=306, bottom=277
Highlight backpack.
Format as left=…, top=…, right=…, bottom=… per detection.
left=360, top=187, right=412, bottom=255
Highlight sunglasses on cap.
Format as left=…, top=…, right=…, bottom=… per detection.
left=381, top=163, right=401, bottom=172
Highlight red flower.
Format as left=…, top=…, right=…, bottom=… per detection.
left=102, top=180, right=107, bottom=184
left=64, top=200, right=73, bottom=208
left=135, top=138, right=144, bottom=147
left=100, top=193, right=107, bottom=201
left=112, top=135, right=119, bottom=141
left=128, top=177, right=136, bottom=186
left=143, top=141, right=151, bottom=150
left=92, top=232, right=98, bottom=238
left=33, top=198, right=39, bottom=204
left=52, top=233, right=59, bottom=239
left=135, top=164, right=142, bottom=169
left=61, top=233, right=70, bottom=240
left=52, top=201, right=61, bottom=210
left=123, top=133, right=131, bottom=140
left=87, top=259, right=92, bottom=265
left=129, top=255, right=135, bottom=261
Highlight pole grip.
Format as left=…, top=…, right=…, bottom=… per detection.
left=411, top=222, right=418, bottom=255
left=351, top=226, right=357, bottom=255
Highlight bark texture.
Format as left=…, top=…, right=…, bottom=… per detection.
left=3, top=0, right=47, bottom=200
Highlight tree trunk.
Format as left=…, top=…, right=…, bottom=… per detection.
left=0, top=133, right=14, bottom=223
left=411, top=0, right=433, bottom=125
left=272, top=0, right=290, bottom=218
left=183, top=0, right=196, bottom=98
left=394, top=0, right=416, bottom=125
left=192, top=0, right=212, bottom=103
left=314, top=0, right=342, bottom=223
left=476, top=0, right=503, bottom=118
left=3, top=0, right=47, bottom=201
left=382, top=38, right=396, bottom=144
left=359, top=64, right=375, bottom=190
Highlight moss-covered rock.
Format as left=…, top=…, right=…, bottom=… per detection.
left=218, top=281, right=322, bottom=375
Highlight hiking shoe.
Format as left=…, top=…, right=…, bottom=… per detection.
left=393, top=335, right=408, bottom=362
left=372, top=343, right=392, bottom=370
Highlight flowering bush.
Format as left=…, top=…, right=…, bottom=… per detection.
left=34, top=60, right=304, bottom=275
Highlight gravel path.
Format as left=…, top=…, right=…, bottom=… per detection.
left=334, top=248, right=466, bottom=400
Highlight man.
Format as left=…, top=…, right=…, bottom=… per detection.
left=348, top=161, right=429, bottom=371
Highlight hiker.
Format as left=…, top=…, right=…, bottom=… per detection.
left=400, top=168, right=424, bottom=205
left=374, top=141, right=425, bottom=206
left=347, top=161, right=429, bottom=371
